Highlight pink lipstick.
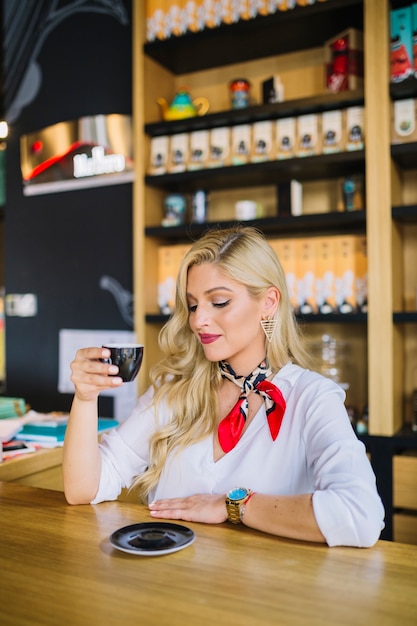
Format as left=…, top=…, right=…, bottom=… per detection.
left=199, top=334, right=220, bottom=345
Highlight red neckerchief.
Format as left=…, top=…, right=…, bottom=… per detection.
left=218, top=360, right=286, bottom=453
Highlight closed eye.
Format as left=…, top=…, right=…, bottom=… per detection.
left=187, top=299, right=230, bottom=313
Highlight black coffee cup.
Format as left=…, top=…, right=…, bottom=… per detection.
left=102, top=344, right=144, bottom=382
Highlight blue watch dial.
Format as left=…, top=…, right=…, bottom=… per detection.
left=229, top=487, right=248, bottom=500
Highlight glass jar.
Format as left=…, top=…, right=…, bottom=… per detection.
left=309, top=334, right=357, bottom=410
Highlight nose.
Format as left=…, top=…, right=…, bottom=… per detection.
left=193, top=303, right=211, bottom=329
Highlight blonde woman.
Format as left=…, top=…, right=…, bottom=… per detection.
left=63, top=227, right=384, bottom=547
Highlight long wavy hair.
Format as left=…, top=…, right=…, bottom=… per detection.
left=132, top=226, right=309, bottom=500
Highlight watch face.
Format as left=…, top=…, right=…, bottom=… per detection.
left=228, top=487, right=249, bottom=501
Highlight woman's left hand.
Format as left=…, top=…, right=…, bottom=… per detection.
left=149, top=493, right=227, bottom=524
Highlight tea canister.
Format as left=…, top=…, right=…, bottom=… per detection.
left=229, top=78, right=251, bottom=109
left=162, top=193, right=187, bottom=227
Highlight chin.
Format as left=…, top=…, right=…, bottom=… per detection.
left=202, top=345, right=227, bottom=363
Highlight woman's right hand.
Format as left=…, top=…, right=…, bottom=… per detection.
left=70, top=347, right=124, bottom=402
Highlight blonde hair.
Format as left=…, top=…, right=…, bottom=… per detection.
left=132, top=226, right=309, bottom=500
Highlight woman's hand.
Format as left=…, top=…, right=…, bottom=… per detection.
left=149, top=494, right=228, bottom=524
left=70, top=347, right=123, bottom=402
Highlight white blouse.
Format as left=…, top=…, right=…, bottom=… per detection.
left=92, top=362, right=385, bottom=547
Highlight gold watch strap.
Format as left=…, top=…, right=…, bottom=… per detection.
left=226, top=490, right=253, bottom=524
left=226, top=500, right=242, bottom=524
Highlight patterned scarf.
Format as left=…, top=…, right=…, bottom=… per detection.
left=218, top=359, right=286, bottom=453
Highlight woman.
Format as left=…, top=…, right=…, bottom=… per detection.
left=63, top=226, right=384, bottom=547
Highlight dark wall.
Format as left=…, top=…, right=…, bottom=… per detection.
left=3, top=1, right=133, bottom=412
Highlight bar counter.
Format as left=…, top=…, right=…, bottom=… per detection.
left=1, top=482, right=416, bottom=625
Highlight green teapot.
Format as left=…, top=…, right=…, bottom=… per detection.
left=157, top=88, right=209, bottom=121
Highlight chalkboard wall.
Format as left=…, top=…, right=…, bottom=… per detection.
left=3, top=0, right=133, bottom=413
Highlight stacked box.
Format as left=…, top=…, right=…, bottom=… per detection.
left=269, top=238, right=297, bottom=312
left=295, top=238, right=317, bottom=314
left=390, top=7, right=414, bottom=82
left=296, top=114, right=321, bottom=157
left=188, top=130, right=209, bottom=170
left=148, top=136, right=169, bottom=175
left=315, top=237, right=337, bottom=314
left=251, top=121, right=274, bottom=162
left=392, top=99, right=417, bottom=144
left=167, top=1, right=187, bottom=36
left=334, top=235, right=357, bottom=314
left=168, top=133, right=188, bottom=173
left=355, top=235, right=368, bottom=314
left=146, top=0, right=167, bottom=41
left=208, top=127, right=231, bottom=167
left=345, top=106, right=365, bottom=151
left=276, top=117, right=296, bottom=159
left=322, top=110, right=344, bottom=154
left=413, top=4, right=417, bottom=73
left=325, top=28, right=364, bottom=93
left=158, top=245, right=178, bottom=315
left=231, top=125, right=251, bottom=164
left=157, top=243, right=191, bottom=314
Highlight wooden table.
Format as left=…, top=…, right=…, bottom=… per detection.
left=0, top=446, right=63, bottom=489
left=1, top=483, right=416, bottom=626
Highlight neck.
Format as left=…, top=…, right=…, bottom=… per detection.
left=220, top=357, right=269, bottom=380
left=225, top=355, right=268, bottom=378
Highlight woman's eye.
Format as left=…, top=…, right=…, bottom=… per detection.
left=188, top=304, right=197, bottom=313
left=213, top=300, right=230, bottom=308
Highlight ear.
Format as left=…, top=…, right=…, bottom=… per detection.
left=262, top=286, right=280, bottom=317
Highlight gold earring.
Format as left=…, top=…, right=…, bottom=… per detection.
left=260, top=316, right=277, bottom=343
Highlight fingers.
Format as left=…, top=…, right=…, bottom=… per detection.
left=70, top=347, right=124, bottom=399
left=148, top=494, right=228, bottom=524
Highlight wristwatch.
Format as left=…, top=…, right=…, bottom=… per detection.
left=226, top=487, right=253, bottom=524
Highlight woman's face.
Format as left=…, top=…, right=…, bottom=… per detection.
left=186, top=263, right=268, bottom=375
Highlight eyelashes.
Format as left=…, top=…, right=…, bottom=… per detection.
left=187, top=300, right=231, bottom=313
left=213, top=300, right=231, bottom=308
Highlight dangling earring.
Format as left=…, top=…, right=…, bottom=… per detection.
left=260, top=316, right=277, bottom=343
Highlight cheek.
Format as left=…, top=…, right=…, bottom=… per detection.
left=188, top=314, right=197, bottom=333
left=227, top=304, right=261, bottom=331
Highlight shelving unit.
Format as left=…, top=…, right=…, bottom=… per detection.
left=145, top=91, right=365, bottom=137
left=133, top=1, right=417, bottom=540
left=145, top=150, right=365, bottom=191
left=136, top=0, right=370, bottom=409
left=145, top=210, right=367, bottom=239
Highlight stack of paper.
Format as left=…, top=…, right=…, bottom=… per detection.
left=0, top=418, right=24, bottom=442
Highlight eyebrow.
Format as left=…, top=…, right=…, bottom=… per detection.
left=186, top=286, right=234, bottom=298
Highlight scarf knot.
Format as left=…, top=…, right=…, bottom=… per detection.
left=218, top=360, right=286, bottom=453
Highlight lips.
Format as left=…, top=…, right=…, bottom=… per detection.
left=199, top=334, right=221, bottom=345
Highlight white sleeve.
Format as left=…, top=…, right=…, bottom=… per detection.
left=301, top=375, right=385, bottom=547
left=91, top=385, right=159, bottom=504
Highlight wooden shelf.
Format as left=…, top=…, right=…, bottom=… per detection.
left=145, top=91, right=365, bottom=137
left=144, top=0, right=363, bottom=74
left=145, top=210, right=367, bottom=240
left=393, top=312, right=417, bottom=324
left=390, top=76, right=417, bottom=101
left=391, top=143, right=417, bottom=170
left=392, top=204, right=417, bottom=221
left=146, top=312, right=367, bottom=325
left=145, top=150, right=365, bottom=191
